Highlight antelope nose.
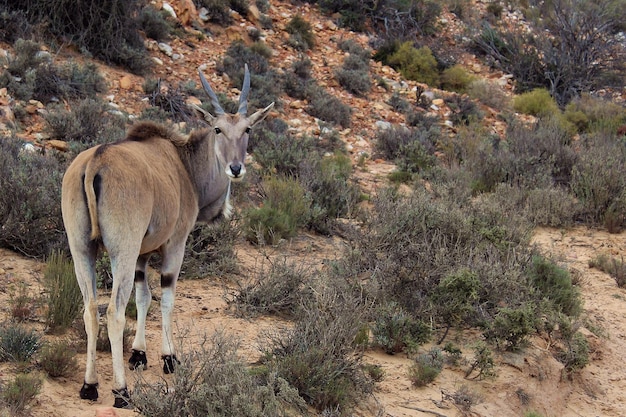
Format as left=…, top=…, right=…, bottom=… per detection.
left=230, top=163, right=242, bottom=177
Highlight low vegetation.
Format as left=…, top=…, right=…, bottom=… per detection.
left=0, top=0, right=625, bottom=414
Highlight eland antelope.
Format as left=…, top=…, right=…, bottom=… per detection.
left=61, top=65, right=273, bottom=408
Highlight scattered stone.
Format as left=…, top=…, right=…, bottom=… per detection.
left=47, top=139, right=69, bottom=152
left=162, top=2, right=177, bottom=18
left=158, top=42, right=174, bottom=57
left=375, top=120, right=391, bottom=130
left=119, top=76, right=132, bottom=90
left=199, top=7, right=210, bottom=22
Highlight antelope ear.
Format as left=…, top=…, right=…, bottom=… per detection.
left=190, top=103, right=216, bottom=124
left=248, top=102, right=275, bottom=127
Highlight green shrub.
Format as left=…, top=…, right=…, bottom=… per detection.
left=441, top=64, right=476, bottom=93
left=484, top=303, right=538, bottom=351
left=286, top=15, right=315, bottom=51
left=0, top=135, right=67, bottom=259
left=283, top=58, right=313, bottom=100
left=430, top=269, right=480, bottom=343
left=244, top=177, right=309, bottom=245
left=299, top=152, right=362, bottom=234
left=335, top=45, right=371, bottom=96
left=39, top=339, right=78, bottom=378
left=557, top=331, right=590, bottom=374
left=513, top=88, right=560, bottom=117
left=486, top=2, right=503, bottom=18
left=194, top=0, right=232, bottom=25
left=220, top=41, right=283, bottom=111
left=486, top=184, right=578, bottom=228
left=139, top=5, right=174, bottom=41
left=409, top=348, right=443, bottom=386
left=0, top=373, right=42, bottom=414
left=445, top=94, right=483, bottom=126
left=465, top=341, right=495, bottom=380
left=43, top=251, right=83, bottom=332
left=132, top=330, right=307, bottom=416
left=252, top=129, right=319, bottom=177
left=387, top=43, right=439, bottom=86
left=307, top=86, right=352, bottom=128
left=564, top=94, right=626, bottom=134
left=372, top=302, right=431, bottom=354
left=5, top=0, right=151, bottom=74
left=34, top=61, right=107, bottom=102
left=229, top=0, right=250, bottom=17
left=0, top=324, right=41, bottom=362
left=527, top=255, right=582, bottom=318
left=375, top=125, right=438, bottom=173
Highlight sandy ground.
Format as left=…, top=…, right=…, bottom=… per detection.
left=1, top=226, right=626, bottom=417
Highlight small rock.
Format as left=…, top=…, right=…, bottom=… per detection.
left=153, top=57, right=164, bottom=66
left=162, top=2, right=177, bottom=18
left=199, top=7, right=210, bottom=22
left=186, top=96, right=202, bottom=108
left=119, top=76, right=132, bottom=90
left=0, top=105, right=15, bottom=125
left=47, top=139, right=70, bottom=152
left=432, top=98, right=444, bottom=107
left=158, top=42, right=173, bottom=57
left=325, top=20, right=337, bottom=30
left=248, top=4, right=261, bottom=24
left=375, top=120, right=391, bottom=130
left=21, top=143, right=36, bottom=153
left=95, top=407, right=119, bottom=417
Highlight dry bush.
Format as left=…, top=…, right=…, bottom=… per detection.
left=264, top=274, right=373, bottom=413
left=131, top=329, right=307, bottom=416
left=0, top=135, right=67, bottom=259
left=39, top=339, right=78, bottom=378
left=231, top=257, right=312, bottom=317
left=3, top=0, right=151, bottom=74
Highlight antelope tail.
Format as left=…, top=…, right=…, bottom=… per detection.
left=84, top=162, right=101, bottom=241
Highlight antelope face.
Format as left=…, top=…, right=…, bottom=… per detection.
left=196, top=64, right=274, bottom=182
left=213, top=115, right=250, bottom=181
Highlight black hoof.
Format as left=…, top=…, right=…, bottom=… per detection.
left=162, top=354, right=180, bottom=374
left=80, top=382, right=98, bottom=401
left=129, top=349, right=148, bottom=370
left=112, top=387, right=131, bottom=409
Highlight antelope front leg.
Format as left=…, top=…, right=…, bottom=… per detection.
left=159, top=244, right=185, bottom=374
left=160, top=275, right=180, bottom=374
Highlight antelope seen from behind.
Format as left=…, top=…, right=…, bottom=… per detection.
left=61, top=65, right=273, bottom=408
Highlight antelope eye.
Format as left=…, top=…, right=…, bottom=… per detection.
left=214, top=127, right=222, bottom=134
left=245, top=127, right=251, bottom=134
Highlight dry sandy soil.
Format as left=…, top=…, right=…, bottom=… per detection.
left=1, top=226, right=626, bottom=417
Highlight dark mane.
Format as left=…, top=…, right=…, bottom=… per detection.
left=125, top=121, right=188, bottom=146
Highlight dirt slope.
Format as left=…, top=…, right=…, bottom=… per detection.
left=1, top=226, right=626, bottom=416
